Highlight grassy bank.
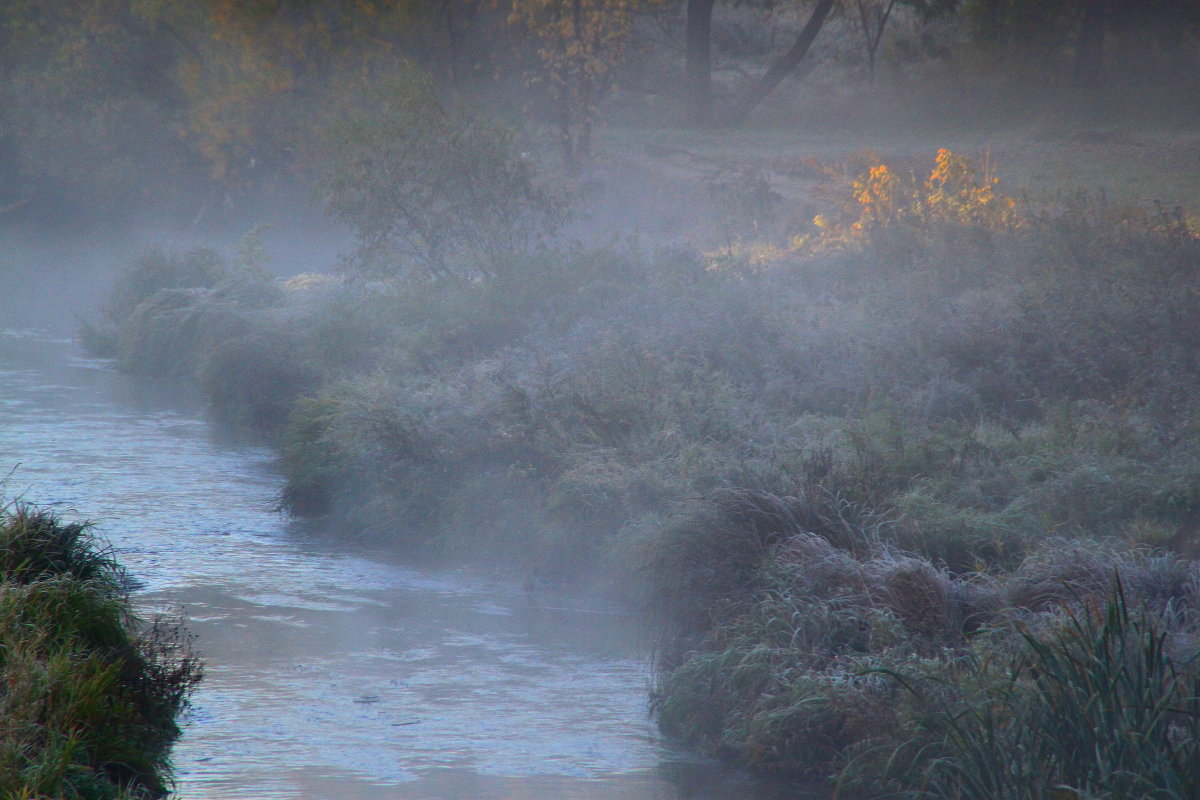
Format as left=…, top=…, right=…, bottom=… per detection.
left=0, top=504, right=201, bottom=799
left=84, top=149, right=1200, bottom=793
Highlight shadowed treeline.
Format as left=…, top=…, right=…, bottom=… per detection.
left=1, top=0, right=1198, bottom=227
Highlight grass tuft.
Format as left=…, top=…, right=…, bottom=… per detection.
left=0, top=504, right=202, bottom=799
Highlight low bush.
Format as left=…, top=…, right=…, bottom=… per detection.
left=115, top=287, right=255, bottom=378
left=106, top=247, right=229, bottom=322
left=80, top=247, right=232, bottom=360
left=198, top=328, right=322, bottom=436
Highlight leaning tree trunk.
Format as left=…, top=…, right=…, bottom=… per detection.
left=1073, top=0, right=1106, bottom=88
left=724, top=0, right=836, bottom=124
left=685, top=0, right=717, bottom=125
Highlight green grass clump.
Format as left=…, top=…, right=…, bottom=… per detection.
left=106, top=247, right=229, bottom=322
left=0, top=504, right=202, bottom=799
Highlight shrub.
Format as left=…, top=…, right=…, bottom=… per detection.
left=198, top=329, right=322, bottom=438
left=317, top=72, right=565, bottom=281
left=79, top=247, right=229, bottom=360
left=116, top=287, right=253, bottom=378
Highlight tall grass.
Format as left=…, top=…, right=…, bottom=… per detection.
left=0, top=504, right=202, bottom=799
left=887, top=584, right=1200, bottom=800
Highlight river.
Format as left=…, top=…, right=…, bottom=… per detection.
left=0, top=321, right=806, bottom=799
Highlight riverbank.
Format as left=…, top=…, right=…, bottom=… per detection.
left=0, top=503, right=201, bottom=798
left=81, top=147, right=1200, bottom=795
left=5, top=325, right=745, bottom=799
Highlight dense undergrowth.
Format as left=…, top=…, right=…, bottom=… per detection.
left=84, top=150, right=1200, bottom=794
left=0, top=504, right=202, bottom=799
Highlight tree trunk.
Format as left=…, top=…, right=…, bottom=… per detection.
left=857, top=0, right=897, bottom=81
left=445, top=4, right=463, bottom=87
left=724, top=0, right=836, bottom=124
left=685, top=0, right=717, bottom=125
left=1073, top=0, right=1106, bottom=88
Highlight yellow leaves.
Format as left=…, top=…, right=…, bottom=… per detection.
left=851, top=163, right=902, bottom=229
left=792, top=150, right=1023, bottom=257
left=922, top=148, right=1016, bottom=226
left=164, top=0, right=421, bottom=182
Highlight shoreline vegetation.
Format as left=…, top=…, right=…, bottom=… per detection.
left=0, top=503, right=202, bottom=799
left=79, top=144, right=1200, bottom=796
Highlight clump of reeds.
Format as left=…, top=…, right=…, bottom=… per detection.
left=78, top=246, right=231, bottom=361
left=895, top=583, right=1200, bottom=800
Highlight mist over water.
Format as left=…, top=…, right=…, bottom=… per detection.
left=0, top=324, right=800, bottom=799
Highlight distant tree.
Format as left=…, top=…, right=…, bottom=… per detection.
left=1073, top=0, right=1105, bottom=87
left=855, top=0, right=898, bottom=79
left=424, top=0, right=488, bottom=87
left=0, top=0, right=192, bottom=205
left=685, top=0, right=718, bottom=124
left=506, top=0, right=667, bottom=169
left=318, top=74, right=564, bottom=281
left=165, top=0, right=425, bottom=183
left=724, top=0, right=837, bottom=122
left=0, top=0, right=514, bottom=217
left=684, top=0, right=836, bottom=125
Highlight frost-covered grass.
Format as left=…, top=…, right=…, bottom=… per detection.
left=87, top=150, right=1200, bottom=791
